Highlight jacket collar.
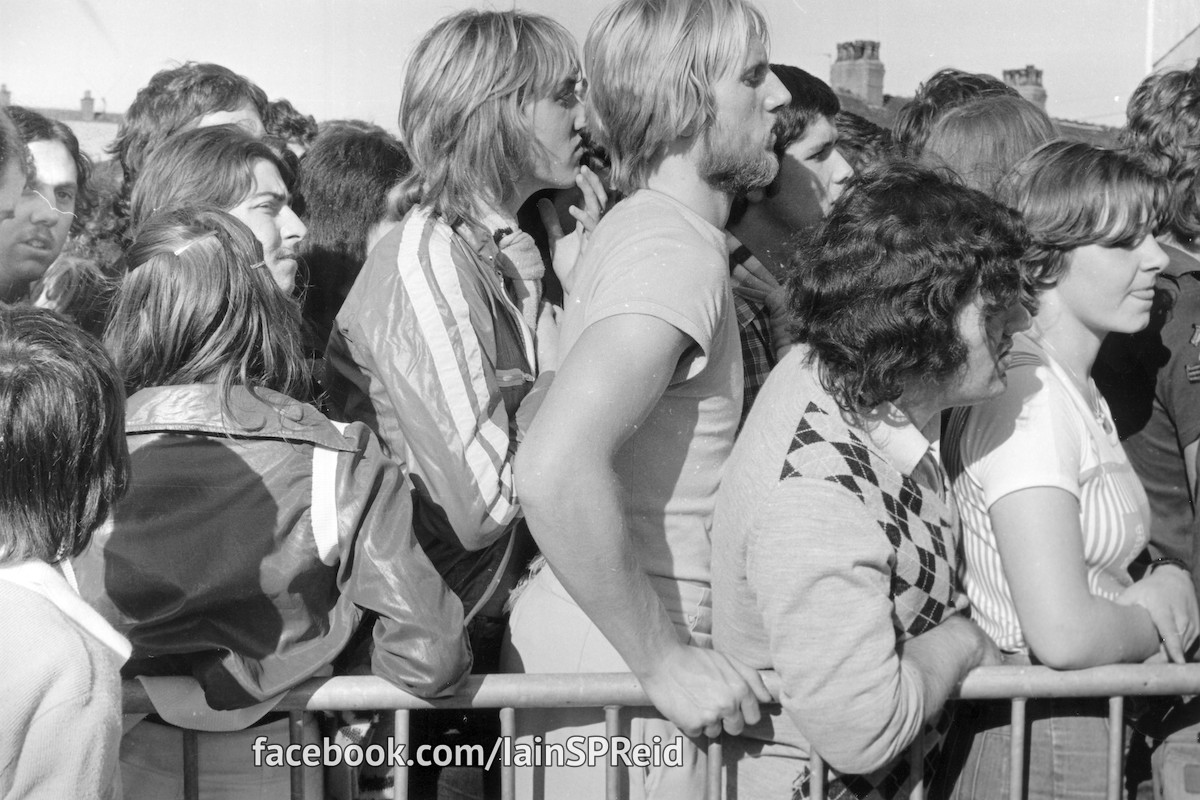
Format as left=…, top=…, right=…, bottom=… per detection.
left=126, top=384, right=354, bottom=451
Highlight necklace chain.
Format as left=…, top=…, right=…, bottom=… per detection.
left=1035, top=335, right=1113, bottom=435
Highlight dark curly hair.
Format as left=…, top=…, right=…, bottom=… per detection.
left=999, top=140, right=1165, bottom=289
left=1120, top=60, right=1200, bottom=245
left=835, top=110, right=894, bottom=173
left=109, top=62, right=268, bottom=223
left=6, top=105, right=94, bottom=235
left=788, top=161, right=1029, bottom=413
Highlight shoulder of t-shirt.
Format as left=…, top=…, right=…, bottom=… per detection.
left=588, top=191, right=727, bottom=276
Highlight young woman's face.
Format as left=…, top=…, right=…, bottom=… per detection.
left=1054, top=234, right=1169, bottom=336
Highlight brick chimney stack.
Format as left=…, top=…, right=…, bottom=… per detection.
left=1003, top=65, right=1047, bottom=110
left=830, top=40, right=885, bottom=108
left=80, top=90, right=95, bottom=118
left=0, top=85, right=10, bottom=108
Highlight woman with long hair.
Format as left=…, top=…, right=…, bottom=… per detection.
left=76, top=206, right=469, bottom=800
left=941, top=141, right=1199, bottom=800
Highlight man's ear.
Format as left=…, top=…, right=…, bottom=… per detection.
left=744, top=188, right=766, bottom=205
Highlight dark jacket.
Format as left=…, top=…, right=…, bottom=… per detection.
left=76, top=383, right=471, bottom=710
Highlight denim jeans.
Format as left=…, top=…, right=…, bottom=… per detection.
left=933, top=698, right=1113, bottom=800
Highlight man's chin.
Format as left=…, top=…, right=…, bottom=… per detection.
left=703, top=157, right=779, bottom=197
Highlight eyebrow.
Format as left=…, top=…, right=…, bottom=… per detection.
left=742, top=60, right=770, bottom=81
left=250, top=190, right=288, bottom=204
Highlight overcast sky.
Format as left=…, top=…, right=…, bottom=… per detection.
left=0, top=0, right=1178, bottom=132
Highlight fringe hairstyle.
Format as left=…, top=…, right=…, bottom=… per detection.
left=0, top=306, right=129, bottom=563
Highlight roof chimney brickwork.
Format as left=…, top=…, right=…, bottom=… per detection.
left=1003, top=65, right=1047, bottom=110
left=831, top=40, right=885, bottom=108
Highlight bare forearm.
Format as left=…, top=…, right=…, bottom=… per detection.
left=898, top=615, right=992, bottom=723
left=1025, top=596, right=1159, bottom=669
left=522, top=463, right=682, bottom=677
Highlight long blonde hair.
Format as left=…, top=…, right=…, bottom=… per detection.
left=397, top=10, right=579, bottom=229
left=585, top=0, right=769, bottom=194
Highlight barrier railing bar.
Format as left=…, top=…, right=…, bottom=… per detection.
left=499, top=706, right=516, bottom=800
left=1009, top=698, right=1026, bottom=800
left=289, top=712, right=305, bottom=800
left=1107, top=697, right=1123, bottom=800
left=605, top=705, right=621, bottom=800
left=123, top=665, right=1200, bottom=714
left=183, top=728, right=199, bottom=800
left=130, top=665, right=1200, bottom=800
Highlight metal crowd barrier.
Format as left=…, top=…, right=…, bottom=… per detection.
left=122, top=664, right=1200, bottom=800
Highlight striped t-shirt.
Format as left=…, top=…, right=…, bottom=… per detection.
left=944, top=333, right=1149, bottom=653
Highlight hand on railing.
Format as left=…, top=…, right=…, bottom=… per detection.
left=638, top=645, right=773, bottom=738
left=1117, top=564, right=1199, bottom=663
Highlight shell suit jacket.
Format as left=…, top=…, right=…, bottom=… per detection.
left=75, top=383, right=471, bottom=710
left=324, top=207, right=537, bottom=618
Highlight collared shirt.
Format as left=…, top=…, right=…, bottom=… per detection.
left=728, top=233, right=776, bottom=428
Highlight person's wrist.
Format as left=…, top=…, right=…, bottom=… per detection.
left=1149, top=557, right=1189, bottom=576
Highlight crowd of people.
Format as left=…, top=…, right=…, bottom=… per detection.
left=3, top=0, right=1200, bottom=799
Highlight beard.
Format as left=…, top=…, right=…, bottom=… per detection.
left=699, top=123, right=779, bottom=196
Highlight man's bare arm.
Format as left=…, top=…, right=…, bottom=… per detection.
left=515, top=313, right=771, bottom=737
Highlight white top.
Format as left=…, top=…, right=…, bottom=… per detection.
left=945, top=332, right=1149, bottom=653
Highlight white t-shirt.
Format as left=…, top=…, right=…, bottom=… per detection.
left=945, top=332, right=1149, bottom=652
left=557, top=188, right=742, bottom=594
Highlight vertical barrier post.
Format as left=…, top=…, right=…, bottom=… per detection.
left=289, top=712, right=305, bottom=800
left=182, top=728, right=200, bottom=800
left=500, top=707, right=517, bottom=800
left=605, top=706, right=622, bottom=800
left=910, top=730, right=926, bottom=800
left=811, top=753, right=827, bottom=800
left=707, top=735, right=723, bottom=800
left=1009, top=699, right=1027, bottom=800
left=1107, top=697, right=1124, bottom=800
left=393, top=709, right=411, bottom=800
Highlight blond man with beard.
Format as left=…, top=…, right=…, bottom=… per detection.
left=505, top=0, right=790, bottom=795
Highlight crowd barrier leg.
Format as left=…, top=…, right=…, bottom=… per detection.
left=811, top=753, right=827, bottom=800
left=706, top=734, right=722, bottom=800
left=289, top=712, right=305, bottom=800
left=183, top=728, right=200, bottom=800
left=910, top=729, right=926, bottom=800
left=394, top=709, right=411, bottom=800
left=500, top=707, right=517, bottom=800
left=1010, top=698, right=1027, bottom=800
left=1107, top=697, right=1124, bottom=800
left=604, top=705, right=622, bottom=800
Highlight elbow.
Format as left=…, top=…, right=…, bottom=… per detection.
left=817, top=733, right=909, bottom=776
left=1026, top=636, right=1099, bottom=671
left=1025, top=624, right=1112, bottom=670
left=376, top=642, right=472, bottom=699
left=514, top=440, right=566, bottom=520
left=797, top=701, right=920, bottom=775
